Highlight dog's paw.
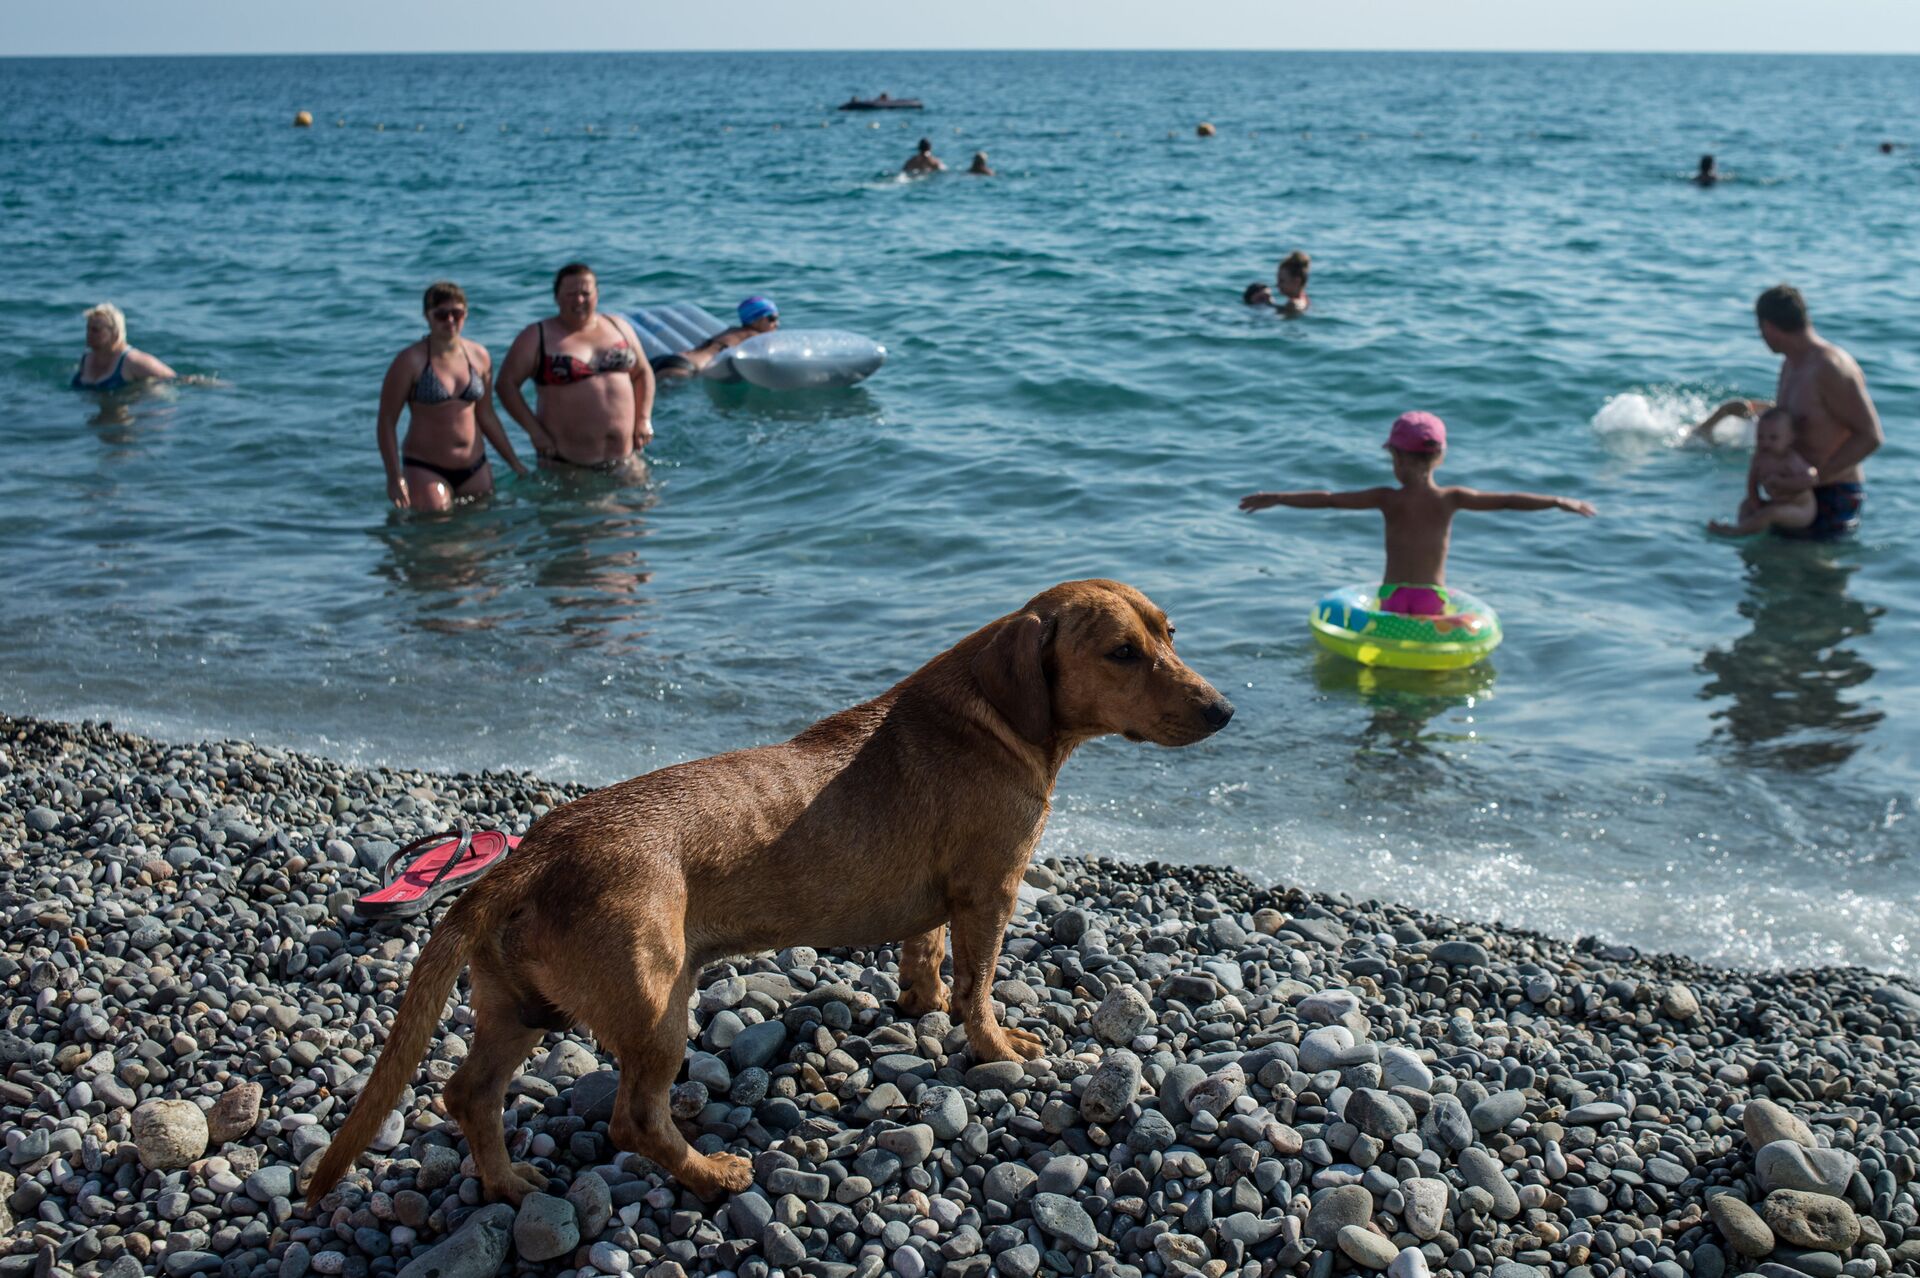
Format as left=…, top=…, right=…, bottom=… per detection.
left=685, top=1151, right=754, bottom=1199
left=488, top=1163, right=550, bottom=1206
left=968, top=1021, right=1048, bottom=1063
left=897, top=981, right=951, bottom=1017
left=1000, top=1024, right=1048, bottom=1060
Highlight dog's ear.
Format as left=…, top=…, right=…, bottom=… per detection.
left=971, top=611, right=1053, bottom=745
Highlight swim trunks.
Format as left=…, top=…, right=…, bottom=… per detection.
left=1774, top=482, right=1863, bottom=542
left=1379, top=583, right=1450, bottom=616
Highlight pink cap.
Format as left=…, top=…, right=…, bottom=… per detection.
left=1384, top=411, right=1446, bottom=453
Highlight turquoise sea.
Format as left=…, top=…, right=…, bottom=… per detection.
left=2, top=52, right=1915, bottom=973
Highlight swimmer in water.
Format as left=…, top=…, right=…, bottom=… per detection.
left=1242, top=282, right=1274, bottom=307
left=648, top=297, right=781, bottom=381
left=967, top=151, right=995, bottom=177
left=1238, top=411, right=1595, bottom=616
left=73, top=303, right=175, bottom=391
left=1707, top=407, right=1816, bottom=536
left=1275, top=251, right=1310, bottom=315
left=903, top=138, right=945, bottom=176
left=1694, top=154, right=1719, bottom=187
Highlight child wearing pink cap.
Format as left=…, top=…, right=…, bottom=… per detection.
left=1239, top=411, right=1596, bottom=616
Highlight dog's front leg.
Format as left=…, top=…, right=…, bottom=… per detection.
left=948, top=893, right=1046, bottom=1062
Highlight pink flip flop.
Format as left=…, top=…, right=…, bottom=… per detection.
left=356, top=824, right=519, bottom=920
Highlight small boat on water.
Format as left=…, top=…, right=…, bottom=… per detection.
left=837, top=93, right=924, bottom=111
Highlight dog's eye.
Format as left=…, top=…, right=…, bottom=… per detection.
left=1108, top=644, right=1138, bottom=663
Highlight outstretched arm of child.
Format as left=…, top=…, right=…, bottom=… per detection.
left=1452, top=490, right=1597, bottom=516
left=1239, top=488, right=1392, bottom=512
left=1690, top=398, right=1767, bottom=442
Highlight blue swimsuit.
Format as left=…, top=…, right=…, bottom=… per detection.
left=72, top=350, right=130, bottom=391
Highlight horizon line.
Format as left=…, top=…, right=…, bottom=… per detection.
left=6, top=47, right=1920, bottom=60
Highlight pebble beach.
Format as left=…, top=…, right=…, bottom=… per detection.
left=4, top=714, right=1920, bottom=1278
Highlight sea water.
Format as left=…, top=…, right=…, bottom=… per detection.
left=1, top=51, right=1915, bottom=972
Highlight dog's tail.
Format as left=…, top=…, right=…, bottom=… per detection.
left=304, top=887, right=493, bottom=1203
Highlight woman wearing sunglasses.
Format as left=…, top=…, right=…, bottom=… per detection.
left=376, top=281, right=530, bottom=511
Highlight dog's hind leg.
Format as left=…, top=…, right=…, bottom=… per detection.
left=604, top=966, right=753, bottom=1200
left=443, top=968, right=548, bottom=1205
left=897, top=923, right=951, bottom=1017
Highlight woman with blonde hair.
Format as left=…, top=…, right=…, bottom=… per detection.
left=72, top=303, right=175, bottom=390
left=376, top=281, right=530, bottom=511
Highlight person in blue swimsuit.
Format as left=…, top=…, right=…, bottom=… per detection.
left=376, top=281, right=530, bottom=511
left=72, top=303, right=174, bottom=391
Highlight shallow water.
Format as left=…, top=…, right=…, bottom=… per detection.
left=2, top=51, right=1915, bottom=974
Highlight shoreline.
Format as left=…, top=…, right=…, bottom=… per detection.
left=3, top=713, right=1918, bottom=1278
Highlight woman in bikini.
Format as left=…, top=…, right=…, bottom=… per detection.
left=376, top=281, right=530, bottom=512
left=497, top=263, right=655, bottom=473
left=73, top=303, right=175, bottom=391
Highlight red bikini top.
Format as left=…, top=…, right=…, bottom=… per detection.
left=535, top=319, right=638, bottom=386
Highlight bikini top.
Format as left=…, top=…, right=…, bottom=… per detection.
left=73, top=350, right=129, bottom=391
left=535, top=318, right=638, bottom=386
left=412, top=345, right=485, bottom=405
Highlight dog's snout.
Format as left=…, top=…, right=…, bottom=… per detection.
left=1201, top=697, right=1234, bottom=730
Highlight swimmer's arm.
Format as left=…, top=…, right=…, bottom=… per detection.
left=1239, top=488, right=1391, bottom=512
left=1452, top=489, right=1597, bottom=517
left=125, top=349, right=176, bottom=380
left=469, top=349, right=529, bottom=478
left=375, top=354, right=413, bottom=508
left=1809, top=360, right=1884, bottom=483
left=495, top=326, right=554, bottom=455
left=1689, top=398, right=1765, bottom=441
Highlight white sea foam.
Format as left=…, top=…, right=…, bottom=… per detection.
left=1589, top=389, right=1749, bottom=457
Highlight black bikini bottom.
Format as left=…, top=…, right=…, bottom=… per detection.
left=650, top=353, right=698, bottom=374
left=403, top=454, right=489, bottom=488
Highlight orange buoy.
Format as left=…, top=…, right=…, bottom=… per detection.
left=1196, top=122, right=1216, bottom=137
left=294, top=111, right=313, bottom=128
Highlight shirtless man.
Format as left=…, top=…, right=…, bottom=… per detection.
left=902, top=138, right=945, bottom=176
left=1692, top=284, right=1883, bottom=540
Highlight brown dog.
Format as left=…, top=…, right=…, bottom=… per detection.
left=308, top=579, right=1232, bottom=1202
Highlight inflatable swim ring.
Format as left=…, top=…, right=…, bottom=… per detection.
left=626, top=302, right=885, bottom=390
left=1309, top=583, right=1502, bottom=670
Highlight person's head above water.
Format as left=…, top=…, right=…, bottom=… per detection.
left=1698, top=154, right=1716, bottom=175
left=552, top=262, right=598, bottom=322
left=1277, top=250, right=1310, bottom=297
left=1243, top=282, right=1273, bottom=306
left=1753, top=406, right=1796, bottom=454
left=83, top=302, right=127, bottom=352
left=737, top=296, right=779, bottom=332
left=968, top=151, right=993, bottom=174
left=1755, top=283, right=1809, bottom=352
left=1384, top=411, right=1445, bottom=480
left=917, top=138, right=933, bottom=155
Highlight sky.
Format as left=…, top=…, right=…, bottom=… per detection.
left=4, top=0, right=1919, bottom=56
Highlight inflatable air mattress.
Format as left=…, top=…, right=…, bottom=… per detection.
left=626, top=303, right=885, bottom=390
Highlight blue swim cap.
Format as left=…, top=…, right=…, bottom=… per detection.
left=738, top=296, right=778, bottom=325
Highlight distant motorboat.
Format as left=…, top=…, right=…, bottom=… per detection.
left=837, top=93, right=924, bottom=111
